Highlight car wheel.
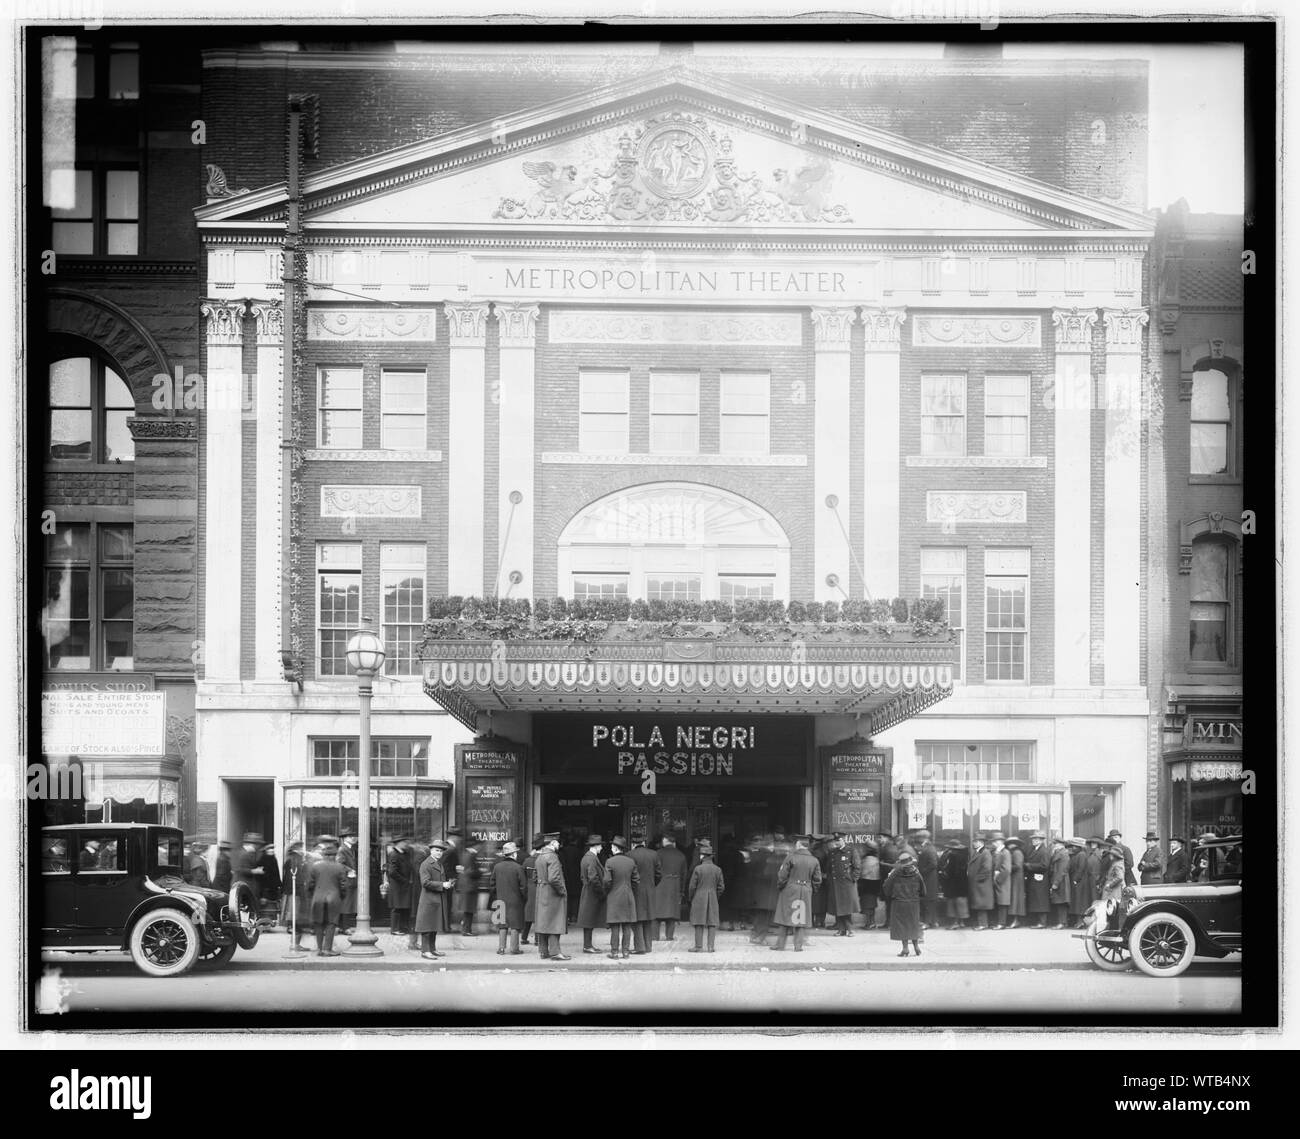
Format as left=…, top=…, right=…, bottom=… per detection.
left=196, top=940, right=238, bottom=969
left=229, top=882, right=261, bottom=950
left=129, top=907, right=200, bottom=978
left=1129, top=912, right=1197, bottom=978
left=1085, top=935, right=1133, bottom=972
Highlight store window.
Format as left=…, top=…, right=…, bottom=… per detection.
left=578, top=369, right=629, bottom=454
left=49, top=351, right=136, bottom=462
left=920, top=548, right=964, bottom=680
left=311, top=738, right=429, bottom=778
left=1168, top=760, right=1243, bottom=840
left=920, top=373, right=966, bottom=456
left=1189, top=537, right=1232, bottom=663
left=50, top=166, right=139, bottom=256
left=317, top=366, right=363, bottom=449
left=317, top=543, right=361, bottom=676
left=380, top=368, right=426, bottom=450
left=80, top=775, right=179, bottom=826
left=649, top=370, right=699, bottom=454
left=43, top=523, right=133, bottom=671
left=283, top=785, right=447, bottom=854
left=381, top=543, right=425, bottom=677
left=916, top=742, right=1034, bottom=784
left=985, top=549, right=1029, bottom=682
left=720, top=372, right=770, bottom=455
left=984, top=374, right=1030, bottom=457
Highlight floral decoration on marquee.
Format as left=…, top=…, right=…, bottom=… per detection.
left=493, top=111, right=853, bottom=225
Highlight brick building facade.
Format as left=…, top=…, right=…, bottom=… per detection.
left=177, top=41, right=1165, bottom=896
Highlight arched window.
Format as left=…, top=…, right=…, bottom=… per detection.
left=557, top=482, right=791, bottom=601
left=1188, top=535, right=1233, bottom=664
left=1189, top=349, right=1241, bottom=478
left=48, top=348, right=135, bottom=463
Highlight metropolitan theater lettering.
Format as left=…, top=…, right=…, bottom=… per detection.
left=504, top=265, right=848, bottom=297
left=596, top=722, right=759, bottom=777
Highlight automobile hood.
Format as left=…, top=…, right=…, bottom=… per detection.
left=151, top=875, right=226, bottom=905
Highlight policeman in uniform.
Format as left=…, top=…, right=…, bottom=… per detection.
left=826, top=832, right=861, bottom=935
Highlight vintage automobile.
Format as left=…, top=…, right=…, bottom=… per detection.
left=1079, top=833, right=1242, bottom=978
left=40, top=823, right=261, bottom=977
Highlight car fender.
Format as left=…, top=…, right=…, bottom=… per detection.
left=130, top=879, right=209, bottom=946
left=1121, top=898, right=1230, bottom=958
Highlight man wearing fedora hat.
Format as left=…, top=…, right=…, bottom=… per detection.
left=234, top=832, right=266, bottom=906
left=533, top=833, right=571, bottom=960
left=1024, top=832, right=1051, bottom=927
left=577, top=833, right=608, bottom=954
left=937, top=838, right=968, bottom=929
left=653, top=833, right=688, bottom=943
left=383, top=834, right=413, bottom=936
left=628, top=834, right=661, bottom=954
left=306, top=839, right=349, bottom=956
left=1107, top=829, right=1137, bottom=887
left=989, top=833, right=1011, bottom=929
left=1165, top=836, right=1190, bottom=883
left=415, top=838, right=454, bottom=958
left=213, top=840, right=233, bottom=893
left=490, top=841, right=527, bottom=956
left=1138, top=832, right=1166, bottom=885
left=602, top=836, right=640, bottom=960
left=688, top=840, right=725, bottom=952
left=967, top=833, right=994, bottom=930
left=1053, top=837, right=1078, bottom=929
left=337, top=828, right=358, bottom=936
left=404, top=832, right=431, bottom=950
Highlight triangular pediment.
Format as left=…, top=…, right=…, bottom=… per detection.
left=197, top=68, right=1151, bottom=236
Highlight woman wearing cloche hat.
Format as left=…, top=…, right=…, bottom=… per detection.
left=881, top=850, right=926, bottom=957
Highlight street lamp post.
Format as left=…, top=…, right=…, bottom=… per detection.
left=342, top=616, right=385, bottom=957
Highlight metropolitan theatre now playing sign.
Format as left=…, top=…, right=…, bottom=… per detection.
left=454, top=741, right=524, bottom=843
left=535, top=714, right=811, bottom=785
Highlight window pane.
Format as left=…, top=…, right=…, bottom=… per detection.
left=52, top=221, right=94, bottom=255
left=1189, top=603, right=1228, bottom=662
left=75, top=48, right=95, bottom=99
left=50, top=410, right=93, bottom=459
left=721, top=373, right=769, bottom=414
left=105, top=171, right=139, bottom=220
left=646, top=576, right=701, bottom=602
left=984, top=375, right=1028, bottom=415
left=106, top=223, right=138, bottom=256
left=47, top=524, right=90, bottom=563
left=650, top=415, right=698, bottom=454
left=579, top=414, right=627, bottom=454
left=1189, top=541, right=1229, bottom=603
left=108, top=48, right=140, bottom=99
left=382, top=415, right=425, bottom=450
left=103, top=367, right=134, bottom=407
left=320, top=367, right=362, bottom=407
left=579, top=371, right=629, bottom=412
left=1190, top=423, right=1228, bottom=476
left=320, top=410, right=362, bottom=449
left=719, top=576, right=773, bottom=601
left=381, top=369, right=425, bottom=410
left=380, top=543, right=425, bottom=571
left=572, top=574, right=628, bottom=599
left=102, top=620, right=134, bottom=670
left=985, top=417, right=1028, bottom=457
left=921, top=416, right=965, bottom=455
left=318, top=544, right=361, bottom=569
left=986, top=579, right=1027, bottom=629
left=650, top=372, right=698, bottom=413
left=50, top=170, right=92, bottom=218
left=921, top=375, right=965, bottom=415
left=1191, top=369, right=1231, bottom=420
left=720, top=416, right=768, bottom=455
left=104, top=410, right=135, bottom=461
left=101, top=568, right=134, bottom=620
left=319, top=574, right=360, bottom=624
left=50, top=357, right=91, bottom=407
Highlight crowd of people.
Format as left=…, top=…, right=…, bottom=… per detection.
left=178, top=823, right=1204, bottom=960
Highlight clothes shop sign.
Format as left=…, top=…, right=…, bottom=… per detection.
left=41, top=691, right=167, bottom=756
left=535, top=714, right=810, bottom=784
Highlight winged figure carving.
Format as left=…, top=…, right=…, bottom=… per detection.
left=770, top=163, right=830, bottom=221
left=522, top=161, right=589, bottom=205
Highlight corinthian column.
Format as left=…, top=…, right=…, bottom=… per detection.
left=249, top=301, right=283, bottom=681
left=446, top=302, right=490, bottom=596
left=862, top=307, right=906, bottom=600
left=811, top=307, right=855, bottom=601
left=496, top=303, right=539, bottom=599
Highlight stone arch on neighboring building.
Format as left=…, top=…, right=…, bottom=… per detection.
left=45, top=288, right=173, bottom=408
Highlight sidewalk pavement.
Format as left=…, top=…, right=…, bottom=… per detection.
left=238, top=922, right=1095, bottom=970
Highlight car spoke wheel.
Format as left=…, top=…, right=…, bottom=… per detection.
left=129, top=907, right=200, bottom=978
left=229, top=882, right=262, bottom=950
left=196, top=940, right=237, bottom=968
left=1084, top=935, right=1133, bottom=972
left=1129, top=912, right=1196, bottom=978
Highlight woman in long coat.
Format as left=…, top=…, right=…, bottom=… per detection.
left=1005, top=836, right=1026, bottom=928
left=414, top=839, right=453, bottom=958
left=881, top=851, right=926, bottom=956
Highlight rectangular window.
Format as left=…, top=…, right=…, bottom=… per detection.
left=381, top=543, right=425, bottom=677
left=43, top=522, right=133, bottom=671
left=720, top=372, right=770, bottom=455
left=920, top=548, right=965, bottom=680
left=318, top=367, right=363, bottom=449
left=317, top=543, right=361, bottom=676
left=578, top=370, right=629, bottom=454
left=1189, top=539, right=1230, bottom=663
left=649, top=371, right=700, bottom=454
left=985, top=549, right=1029, bottom=682
left=311, top=738, right=429, bottom=778
left=380, top=368, right=426, bottom=451
left=1190, top=368, right=1231, bottom=476
left=718, top=575, right=774, bottom=601
left=50, top=166, right=139, bottom=256
left=104, top=169, right=139, bottom=255
left=646, top=575, right=701, bottom=602
left=107, top=42, right=140, bottom=100
left=916, top=742, right=1035, bottom=784
left=50, top=168, right=94, bottom=255
left=572, top=574, right=629, bottom=600
left=984, top=374, right=1030, bottom=457
left=921, top=373, right=966, bottom=456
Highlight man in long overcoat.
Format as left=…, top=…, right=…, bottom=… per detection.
left=532, top=833, right=570, bottom=961
left=1165, top=837, right=1190, bottom=883
left=967, top=834, right=994, bottom=929
left=1052, top=837, right=1076, bottom=929
left=914, top=830, right=940, bottom=929
left=383, top=835, right=412, bottom=935
left=1138, top=832, right=1166, bottom=885
left=559, top=832, right=582, bottom=923
left=688, top=841, right=725, bottom=952
left=653, top=834, right=687, bottom=942
left=747, top=836, right=775, bottom=944
left=404, top=835, right=431, bottom=950
left=826, top=833, right=861, bottom=935
left=258, top=842, right=282, bottom=923
left=415, top=837, right=453, bottom=958
left=577, top=833, right=607, bottom=954
left=1066, top=837, right=1091, bottom=926
left=1023, top=831, right=1052, bottom=927
left=521, top=833, right=543, bottom=945
left=937, top=839, right=968, bottom=928
left=280, top=842, right=308, bottom=946
left=213, top=841, right=233, bottom=892
left=771, top=835, right=821, bottom=951
left=1004, top=835, right=1026, bottom=928
left=337, top=829, right=358, bottom=936
left=628, top=834, right=661, bottom=954
left=448, top=829, right=480, bottom=936
left=989, top=833, right=1011, bottom=929
left=306, top=841, right=349, bottom=956
left=602, top=836, right=640, bottom=959
left=811, top=836, right=831, bottom=930
left=490, top=840, right=527, bottom=956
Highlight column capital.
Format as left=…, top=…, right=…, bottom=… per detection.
left=249, top=300, right=284, bottom=346
left=1050, top=306, right=1098, bottom=353
left=201, top=299, right=247, bottom=346
left=1101, top=306, right=1150, bottom=351
left=496, top=302, right=540, bottom=349
left=810, top=306, right=856, bottom=352
left=860, top=306, right=907, bottom=352
left=445, top=301, right=491, bottom=346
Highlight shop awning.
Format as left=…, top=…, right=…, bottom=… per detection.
left=422, top=636, right=956, bottom=734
